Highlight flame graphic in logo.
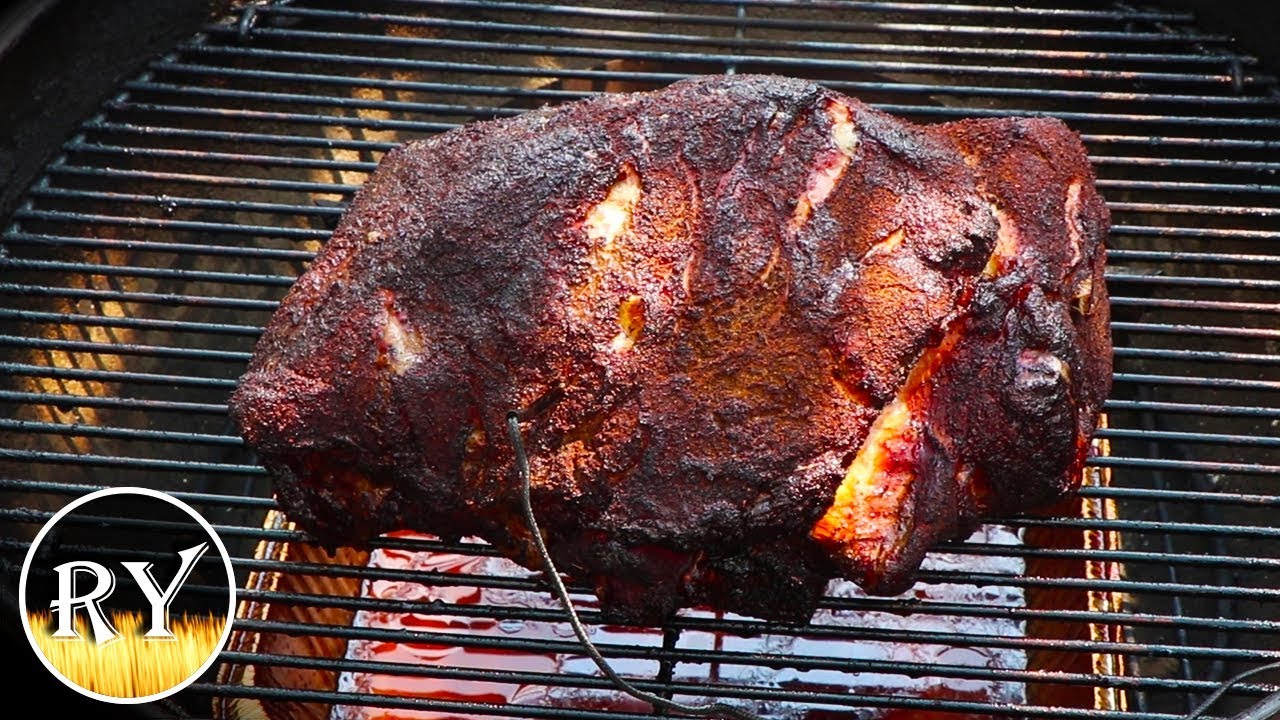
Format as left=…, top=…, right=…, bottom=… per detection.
left=27, top=611, right=225, bottom=699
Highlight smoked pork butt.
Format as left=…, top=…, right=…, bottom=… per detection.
left=230, top=75, right=1112, bottom=623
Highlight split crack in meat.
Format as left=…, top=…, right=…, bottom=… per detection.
left=230, top=75, right=1112, bottom=623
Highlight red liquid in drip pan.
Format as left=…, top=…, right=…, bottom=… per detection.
left=332, top=528, right=1026, bottom=720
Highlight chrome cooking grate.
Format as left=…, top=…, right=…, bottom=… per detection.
left=1, top=1, right=1278, bottom=718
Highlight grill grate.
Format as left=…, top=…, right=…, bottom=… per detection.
left=2, top=0, right=1279, bottom=718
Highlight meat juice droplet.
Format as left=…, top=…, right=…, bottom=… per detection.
left=332, top=528, right=1028, bottom=720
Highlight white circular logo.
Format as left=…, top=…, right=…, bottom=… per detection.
left=18, top=486, right=236, bottom=704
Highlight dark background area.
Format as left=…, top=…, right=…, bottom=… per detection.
left=0, top=0, right=225, bottom=221
left=0, top=0, right=1276, bottom=717
left=1161, top=1, right=1280, bottom=72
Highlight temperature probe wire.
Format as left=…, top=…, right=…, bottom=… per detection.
left=1186, top=660, right=1280, bottom=720
left=507, top=412, right=765, bottom=720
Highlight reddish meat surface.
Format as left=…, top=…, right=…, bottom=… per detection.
left=230, top=75, right=1111, bottom=623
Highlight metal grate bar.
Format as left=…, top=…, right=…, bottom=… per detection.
left=214, top=576, right=1280, bottom=614
left=1107, top=251, right=1280, bottom=267
left=145, top=61, right=1278, bottom=106
left=0, top=258, right=298, bottom=287
left=194, top=683, right=661, bottom=720
left=199, top=26, right=1273, bottom=85
left=952, top=544, right=1280, bottom=571
left=106, top=98, right=457, bottom=133
left=0, top=390, right=229, bottom=413
left=0, top=449, right=263, bottom=474
left=999, top=516, right=1280, bottom=538
left=555, top=0, right=1197, bottom=23
left=1114, top=348, right=1280, bottom=365
left=1106, top=274, right=1280, bottom=290
left=1111, top=202, right=1280, bottom=216
left=1111, top=322, right=1280, bottom=339
left=186, top=681, right=1205, bottom=720
left=0, top=363, right=239, bottom=389
left=84, top=117, right=399, bottom=152
left=1084, top=486, right=1280, bottom=506
left=0, top=282, right=281, bottom=310
left=1112, top=374, right=1280, bottom=392
left=1, top=232, right=318, bottom=261
left=877, top=103, right=1280, bottom=126
left=1080, top=134, right=1280, bottom=149
left=307, top=0, right=1207, bottom=31
left=1100, top=159, right=1280, bottom=173
left=209, top=649, right=1235, bottom=698
left=0, top=479, right=272, bottom=507
left=217, top=650, right=1280, bottom=705
left=1097, top=180, right=1280, bottom=194
left=66, top=136, right=381, bottom=171
left=180, top=44, right=690, bottom=86
left=44, top=163, right=362, bottom=193
left=0, top=308, right=260, bottom=335
left=12, top=209, right=330, bottom=240
left=175, top=40, right=1272, bottom=100
left=0, top=335, right=254, bottom=361
left=0, top=419, right=243, bottom=446
left=1097, top=427, right=1280, bottom=447
left=213, top=602, right=1280, bottom=675
left=227, top=616, right=1280, bottom=668
left=25, top=187, right=346, bottom=218
left=1103, top=398, right=1280, bottom=416
left=248, top=5, right=1234, bottom=45
left=1110, top=297, right=1280, bottom=313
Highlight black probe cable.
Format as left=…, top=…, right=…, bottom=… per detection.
left=506, top=413, right=764, bottom=720
left=1186, top=660, right=1280, bottom=720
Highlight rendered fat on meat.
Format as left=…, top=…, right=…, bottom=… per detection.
left=230, top=74, right=1112, bottom=623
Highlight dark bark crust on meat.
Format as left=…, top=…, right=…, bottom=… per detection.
left=230, top=75, right=1112, bottom=623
